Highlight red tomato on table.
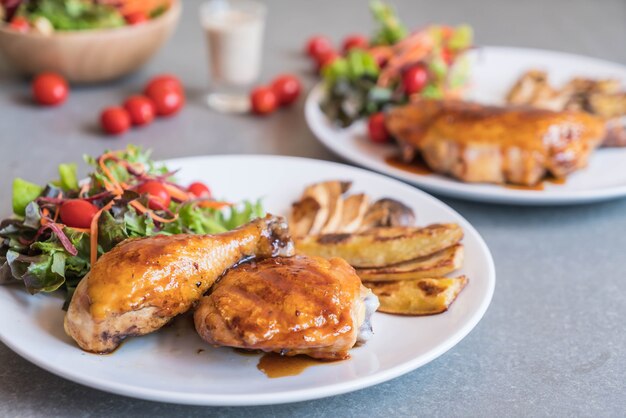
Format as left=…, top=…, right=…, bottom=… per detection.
left=305, top=35, right=333, bottom=59
left=271, top=75, right=301, bottom=106
left=32, top=73, right=69, bottom=106
left=123, top=95, right=155, bottom=126
left=250, top=87, right=278, bottom=115
left=100, top=107, right=131, bottom=135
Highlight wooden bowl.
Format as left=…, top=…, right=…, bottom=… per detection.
left=0, top=1, right=181, bottom=83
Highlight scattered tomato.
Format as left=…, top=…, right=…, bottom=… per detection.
left=250, top=86, right=278, bottom=115
left=123, top=95, right=155, bottom=126
left=9, top=16, right=29, bottom=32
left=367, top=112, right=391, bottom=143
left=402, top=65, right=429, bottom=95
left=138, top=181, right=171, bottom=210
left=305, top=35, right=333, bottom=59
left=32, top=73, right=68, bottom=106
left=144, top=74, right=183, bottom=97
left=342, top=34, right=369, bottom=53
left=187, top=182, right=212, bottom=198
left=271, top=74, right=301, bottom=106
left=125, top=11, right=148, bottom=25
left=100, top=107, right=131, bottom=135
left=148, top=85, right=184, bottom=117
left=59, top=200, right=99, bottom=229
left=316, top=50, right=340, bottom=72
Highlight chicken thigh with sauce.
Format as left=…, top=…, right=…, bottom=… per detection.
left=194, top=255, right=379, bottom=360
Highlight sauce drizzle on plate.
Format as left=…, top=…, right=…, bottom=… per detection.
left=257, top=353, right=335, bottom=378
left=384, top=155, right=433, bottom=175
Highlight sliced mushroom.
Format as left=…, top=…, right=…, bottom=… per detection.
left=360, top=198, right=416, bottom=230
left=338, top=193, right=370, bottom=233
left=301, top=181, right=350, bottom=234
left=289, top=196, right=321, bottom=237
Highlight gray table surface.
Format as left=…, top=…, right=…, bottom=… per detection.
left=1, top=0, right=626, bottom=416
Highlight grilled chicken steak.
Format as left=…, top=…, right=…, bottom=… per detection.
left=194, top=255, right=379, bottom=360
left=386, top=100, right=606, bottom=185
left=64, top=215, right=294, bottom=353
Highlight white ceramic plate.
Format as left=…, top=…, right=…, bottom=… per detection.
left=305, top=46, right=626, bottom=205
left=0, top=155, right=494, bottom=406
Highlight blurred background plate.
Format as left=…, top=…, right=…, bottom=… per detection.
left=306, top=46, right=626, bottom=205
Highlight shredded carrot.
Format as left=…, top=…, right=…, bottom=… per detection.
left=89, top=200, right=116, bottom=267
left=163, top=183, right=191, bottom=202
left=41, top=208, right=51, bottom=225
left=98, top=153, right=125, bottom=195
left=71, top=227, right=91, bottom=234
left=196, top=201, right=232, bottom=210
left=129, top=200, right=179, bottom=224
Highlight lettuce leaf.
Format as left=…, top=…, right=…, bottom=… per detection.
left=12, top=178, right=44, bottom=216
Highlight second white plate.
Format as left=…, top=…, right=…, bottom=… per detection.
left=305, top=46, right=626, bottom=205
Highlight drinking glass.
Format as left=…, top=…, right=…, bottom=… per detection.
left=199, top=0, right=267, bottom=113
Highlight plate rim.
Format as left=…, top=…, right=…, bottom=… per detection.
left=304, top=45, right=626, bottom=206
left=0, top=154, right=495, bottom=406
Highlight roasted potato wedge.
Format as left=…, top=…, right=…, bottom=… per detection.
left=368, top=276, right=468, bottom=316
left=295, top=223, right=463, bottom=268
left=357, top=244, right=464, bottom=281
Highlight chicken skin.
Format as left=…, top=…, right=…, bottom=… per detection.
left=194, top=255, right=379, bottom=360
left=64, top=215, right=294, bottom=353
left=386, top=100, right=606, bottom=185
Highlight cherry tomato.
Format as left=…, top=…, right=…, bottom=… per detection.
left=100, top=107, right=131, bottom=135
left=305, top=35, right=333, bottom=59
left=59, top=200, right=99, bottom=229
left=250, top=86, right=278, bottom=115
left=125, top=11, right=148, bottom=25
left=187, top=182, right=212, bottom=198
left=147, top=85, right=184, bottom=117
left=342, top=34, right=369, bottom=53
left=137, top=181, right=171, bottom=210
left=144, top=74, right=183, bottom=97
left=9, top=16, right=29, bottom=32
left=32, top=73, right=68, bottom=106
left=316, top=50, right=340, bottom=72
left=441, top=48, right=454, bottom=66
left=271, top=74, right=301, bottom=106
left=402, top=65, right=429, bottom=95
left=367, top=112, right=391, bottom=144
left=123, top=95, right=155, bottom=126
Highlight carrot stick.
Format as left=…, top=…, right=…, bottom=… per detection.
left=195, top=201, right=232, bottom=209
left=89, top=200, right=116, bottom=267
left=129, top=200, right=179, bottom=223
left=163, top=183, right=191, bottom=202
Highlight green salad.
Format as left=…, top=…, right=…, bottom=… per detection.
left=321, top=1, right=474, bottom=127
left=0, top=145, right=263, bottom=307
left=2, top=0, right=170, bottom=32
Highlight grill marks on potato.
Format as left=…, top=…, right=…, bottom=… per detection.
left=296, top=223, right=463, bottom=268
left=368, top=276, right=469, bottom=316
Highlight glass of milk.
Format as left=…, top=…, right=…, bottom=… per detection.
left=200, top=0, right=266, bottom=113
